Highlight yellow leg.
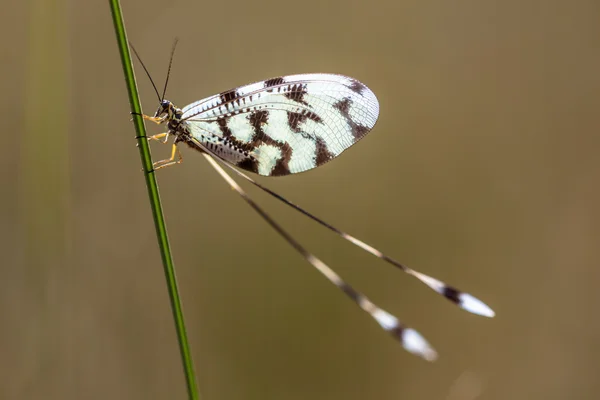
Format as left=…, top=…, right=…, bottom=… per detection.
left=136, top=132, right=170, bottom=148
left=153, top=144, right=183, bottom=170
left=148, top=132, right=170, bottom=144
left=142, top=114, right=164, bottom=124
left=130, top=113, right=164, bottom=124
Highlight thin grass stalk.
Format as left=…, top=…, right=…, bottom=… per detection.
left=108, top=2, right=200, bottom=398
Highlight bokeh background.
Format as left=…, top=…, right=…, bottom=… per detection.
left=3, top=1, right=600, bottom=399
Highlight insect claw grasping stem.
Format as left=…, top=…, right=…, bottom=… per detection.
left=129, top=113, right=163, bottom=124
left=142, top=114, right=165, bottom=124
left=152, top=144, right=183, bottom=170
left=147, top=132, right=170, bottom=144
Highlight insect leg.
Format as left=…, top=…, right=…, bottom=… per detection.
left=147, top=132, right=170, bottom=143
left=130, top=112, right=164, bottom=124
left=142, top=114, right=164, bottom=124
left=153, top=143, right=183, bottom=170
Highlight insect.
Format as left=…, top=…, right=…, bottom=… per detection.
left=131, top=42, right=494, bottom=361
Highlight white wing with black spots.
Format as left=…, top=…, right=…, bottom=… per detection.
left=179, top=74, right=379, bottom=176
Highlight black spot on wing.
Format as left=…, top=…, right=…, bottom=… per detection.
left=270, top=142, right=292, bottom=176
left=264, top=77, right=285, bottom=88
left=315, top=137, right=335, bottom=166
left=284, top=83, right=309, bottom=106
left=334, top=97, right=351, bottom=115
left=351, top=123, right=370, bottom=140
left=334, top=97, right=371, bottom=141
left=303, top=110, right=323, bottom=124
left=237, top=157, right=259, bottom=174
left=287, top=112, right=302, bottom=133
left=217, top=117, right=233, bottom=138
left=220, top=89, right=239, bottom=105
left=287, top=110, right=323, bottom=133
left=348, top=79, right=366, bottom=95
left=248, top=110, right=269, bottom=138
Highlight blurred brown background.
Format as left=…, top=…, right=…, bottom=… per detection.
left=2, top=0, right=600, bottom=399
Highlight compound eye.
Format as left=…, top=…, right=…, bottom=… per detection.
left=161, top=100, right=169, bottom=108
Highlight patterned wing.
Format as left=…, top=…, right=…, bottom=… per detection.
left=181, top=73, right=380, bottom=176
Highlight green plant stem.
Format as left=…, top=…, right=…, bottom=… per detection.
left=109, top=2, right=200, bottom=399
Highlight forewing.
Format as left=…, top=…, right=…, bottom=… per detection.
left=182, top=73, right=380, bottom=176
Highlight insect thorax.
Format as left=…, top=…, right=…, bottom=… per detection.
left=167, top=118, right=181, bottom=133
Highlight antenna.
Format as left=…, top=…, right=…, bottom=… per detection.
left=161, top=38, right=179, bottom=101
left=129, top=42, right=161, bottom=102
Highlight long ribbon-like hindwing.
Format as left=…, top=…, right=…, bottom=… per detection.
left=135, top=63, right=495, bottom=360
